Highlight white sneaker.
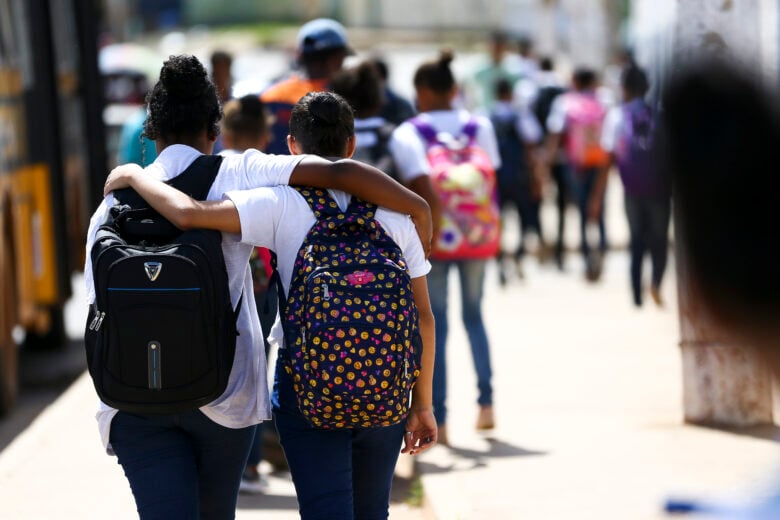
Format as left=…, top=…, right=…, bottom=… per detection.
left=239, top=469, right=269, bottom=495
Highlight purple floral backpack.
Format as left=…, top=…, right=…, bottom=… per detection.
left=280, top=187, right=422, bottom=429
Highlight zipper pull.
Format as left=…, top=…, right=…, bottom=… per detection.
left=88, top=312, right=100, bottom=331
left=404, top=358, right=409, bottom=378
left=94, top=312, right=106, bottom=331
left=323, top=283, right=330, bottom=300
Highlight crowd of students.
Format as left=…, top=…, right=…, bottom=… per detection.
left=99, top=18, right=671, bottom=520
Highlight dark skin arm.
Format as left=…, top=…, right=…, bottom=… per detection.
left=588, top=153, right=614, bottom=222
left=406, top=175, right=442, bottom=248
left=104, top=156, right=432, bottom=255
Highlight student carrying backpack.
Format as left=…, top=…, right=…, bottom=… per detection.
left=389, top=50, right=501, bottom=446
left=90, top=55, right=432, bottom=520
left=86, top=155, right=240, bottom=414
left=102, top=91, right=437, bottom=520
left=598, top=65, right=671, bottom=307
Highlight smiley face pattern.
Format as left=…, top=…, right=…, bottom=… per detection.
left=281, top=187, right=422, bottom=429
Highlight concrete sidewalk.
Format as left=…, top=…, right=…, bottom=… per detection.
left=1, top=252, right=779, bottom=519
left=416, top=253, right=780, bottom=519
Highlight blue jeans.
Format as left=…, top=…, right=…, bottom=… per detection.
left=272, top=358, right=405, bottom=520
left=427, top=259, right=493, bottom=425
left=109, top=410, right=255, bottom=520
left=568, top=167, right=608, bottom=261
left=624, top=195, right=671, bottom=305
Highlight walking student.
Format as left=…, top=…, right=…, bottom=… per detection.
left=104, top=91, right=437, bottom=520
left=389, top=50, right=501, bottom=445
left=544, top=67, right=610, bottom=281
left=595, top=65, right=670, bottom=307
left=88, top=55, right=431, bottom=520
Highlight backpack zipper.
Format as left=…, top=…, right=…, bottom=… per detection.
left=89, top=310, right=106, bottom=331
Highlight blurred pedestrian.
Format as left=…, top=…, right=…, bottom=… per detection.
left=390, top=50, right=501, bottom=445
left=595, top=65, right=670, bottom=307
left=467, top=31, right=521, bottom=111
left=370, top=57, right=416, bottom=126
left=530, top=57, right=568, bottom=270
left=261, top=18, right=352, bottom=155
left=210, top=50, right=233, bottom=154
left=544, top=67, right=610, bottom=281
left=489, top=78, right=544, bottom=283
left=332, top=60, right=398, bottom=179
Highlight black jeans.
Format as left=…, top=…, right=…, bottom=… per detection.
left=624, top=195, right=671, bottom=305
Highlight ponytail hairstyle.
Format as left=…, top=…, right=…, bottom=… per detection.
left=143, top=55, right=222, bottom=143
left=289, top=91, right=354, bottom=157
left=331, top=61, right=384, bottom=118
left=413, top=49, right=456, bottom=94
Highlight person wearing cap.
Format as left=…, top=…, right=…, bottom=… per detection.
left=260, top=18, right=353, bottom=155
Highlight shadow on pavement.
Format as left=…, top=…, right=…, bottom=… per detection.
left=418, top=438, right=548, bottom=474
left=237, top=492, right=299, bottom=511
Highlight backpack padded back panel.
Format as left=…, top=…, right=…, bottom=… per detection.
left=86, top=155, right=239, bottom=414
left=280, top=187, right=422, bottom=429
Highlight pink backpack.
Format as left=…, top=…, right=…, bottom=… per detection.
left=564, top=92, right=608, bottom=170
left=411, top=116, right=500, bottom=261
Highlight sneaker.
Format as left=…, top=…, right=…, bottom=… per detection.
left=650, top=285, right=664, bottom=307
left=476, top=405, right=495, bottom=430
left=239, top=467, right=269, bottom=495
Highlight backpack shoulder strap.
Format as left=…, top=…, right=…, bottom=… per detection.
left=293, top=186, right=341, bottom=219
left=461, top=117, right=480, bottom=141
left=167, top=155, right=224, bottom=200
left=409, top=116, right=439, bottom=145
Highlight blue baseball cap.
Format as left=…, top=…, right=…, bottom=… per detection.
left=297, top=18, right=353, bottom=55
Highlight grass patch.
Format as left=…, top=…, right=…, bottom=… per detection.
left=406, top=476, right=424, bottom=508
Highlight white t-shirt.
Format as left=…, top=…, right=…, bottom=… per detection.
left=600, top=106, right=624, bottom=153
left=225, top=187, right=431, bottom=349
left=84, top=144, right=303, bottom=452
left=388, top=109, right=502, bottom=184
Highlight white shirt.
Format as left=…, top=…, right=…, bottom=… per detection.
left=225, top=187, right=431, bottom=349
left=84, top=144, right=303, bottom=452
left=600, top=106, right=624, bottom=153
left=388, top=109, right=502, bottom=184
left=546, top=90, right=611, bottom=135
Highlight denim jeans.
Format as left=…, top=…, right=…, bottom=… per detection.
left=568, top=167, right=608, bottom=261
left=109, top=409, right=256, bottom=520
left=624, top=195, right=671, bottom=305
left=427, top=259, right=493, bottom=425
left=272, top=357, right=405, bottom=520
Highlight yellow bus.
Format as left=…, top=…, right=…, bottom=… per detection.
left=0, top=0, right=106, bottom=415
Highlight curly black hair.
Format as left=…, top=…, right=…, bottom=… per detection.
left=142, top=55, right=222, bottom=143
left=289, top=91, right=354, bottom=157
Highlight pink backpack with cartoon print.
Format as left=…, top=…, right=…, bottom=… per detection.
left=563, top=92, right=608, bottom=170
left=410, top=116, right=501, bottom=261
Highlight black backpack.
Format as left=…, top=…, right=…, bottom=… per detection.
left=85, top=155, right=241, bottom=414
left=533, top=85, right=565, bottom=136
left=351, top=120, right=399, bottom=181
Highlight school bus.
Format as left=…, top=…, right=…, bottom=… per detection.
left=0, top=0, right=106, bottom=415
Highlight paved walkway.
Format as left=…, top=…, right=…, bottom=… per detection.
left=1, top=251, right=779, bottom=519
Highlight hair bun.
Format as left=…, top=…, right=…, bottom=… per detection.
left=309, top=93, right=341, bottom=127
left=160, top=55, right=210, bottom=101
left=438, top=48, right=455, bottom=67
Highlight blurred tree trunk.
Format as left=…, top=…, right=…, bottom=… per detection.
left=673, top=0, right=774, bottom=427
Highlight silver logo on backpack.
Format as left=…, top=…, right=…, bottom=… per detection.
left=144, top=262, right=162, bottom=282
